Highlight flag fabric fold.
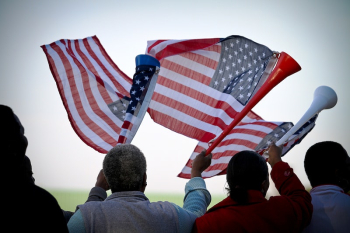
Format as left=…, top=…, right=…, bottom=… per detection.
left=42, top=36, right=159, bottom=153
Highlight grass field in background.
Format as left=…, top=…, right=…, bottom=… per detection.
left=49, top=189, right=226, bottom=212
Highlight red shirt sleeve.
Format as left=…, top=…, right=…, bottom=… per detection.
left=270, top=161, right=313, bottom=231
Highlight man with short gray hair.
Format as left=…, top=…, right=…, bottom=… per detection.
left=68, top=144, right=212, bottom=233
left=103, top=144, right=147, bottom=193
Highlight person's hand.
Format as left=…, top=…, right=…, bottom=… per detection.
left=95, top=169, right=110, bottom=191
left=191, top=149, right=212, bottom=178
left=267, top=143, right=283, bottom=168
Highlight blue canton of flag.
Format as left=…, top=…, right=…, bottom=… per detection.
left=107, top=65, right=158, bottom=123
left=256, top=115, right=318, bottom=156
left=107, top=55, right=160, bottom=144
left=210, top=36, right=275, bottom=105
left=126, top=65, right=157, bottom=116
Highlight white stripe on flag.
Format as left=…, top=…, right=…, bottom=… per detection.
left=192, top=49, right=221, bottom=61
left=165, top=55, right=217, bottom=78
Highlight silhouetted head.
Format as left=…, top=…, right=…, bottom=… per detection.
left=103, top=144, right=147, bottom=193
left=304, top=141, right=350, bottom=192
left=23, top=155, right=35, bottom=184
left=0, top=105, right=28, bottom=162
left=226, top=150, right=269, bottom=203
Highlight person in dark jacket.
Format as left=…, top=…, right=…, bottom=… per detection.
left=1, top=105, right=68, bottom=232
left=303, top=141, right=350, bottom=233
left=193, top=143, right=313, bottom=233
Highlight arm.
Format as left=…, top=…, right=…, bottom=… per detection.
left=68, top=170, right=109, bottom=232
left=172, top=150, right=212, bottom=233
left=267, top=144, right=313, bottom=231
left=85, top=169, right=109, bottom=203
left=73, top=169, right=108, bottom=213
left=67, top=209, right=86, bottom=233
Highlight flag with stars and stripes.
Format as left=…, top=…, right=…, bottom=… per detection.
left=42, top=35, right=316, bottom=178
left=42, top=37, right=159, bottom=153
left=145, top=35, right=317, bottom=178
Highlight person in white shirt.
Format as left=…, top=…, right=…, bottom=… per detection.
left=303, top=141, right=350, bottom=233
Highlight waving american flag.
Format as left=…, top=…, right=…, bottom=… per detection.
left=41, top=37, right=159, bottom=152
left=145, top=36, right=316, bottom=178
left=42, top=35, right=316, bottom=178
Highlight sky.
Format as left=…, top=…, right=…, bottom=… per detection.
left=1, top=0, right=350, bottom=196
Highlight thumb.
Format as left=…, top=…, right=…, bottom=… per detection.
left=207, top=152, right=212, bottom=159
left=204, top=152, right=213, bottom=164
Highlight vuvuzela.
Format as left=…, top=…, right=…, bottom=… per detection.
left=274, top=86, right=337, bottom=147
left=206, top=52, right=301, bottom=155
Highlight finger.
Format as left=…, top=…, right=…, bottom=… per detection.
left=207, top=152, right=213, bottom=159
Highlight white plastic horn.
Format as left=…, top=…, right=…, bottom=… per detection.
left=275, top=86, right=337, bottom=147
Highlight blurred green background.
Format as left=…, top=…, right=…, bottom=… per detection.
left=49, top=189, right=226, bottom=212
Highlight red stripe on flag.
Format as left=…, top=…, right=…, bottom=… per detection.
left=246, top=110, right=263, bottom=121
left=202, top=44, right=221, bottom=53
left=228, top=127, right=271, bottom=138
left=117, top=135, right=126, bottom=144
left=154, top=38, right=220, bottom=60
left=120, top=120, right=132, bottom=131
left=213, top=137, right=259, bottom=149
left=237, top=121, right=279, bottom=130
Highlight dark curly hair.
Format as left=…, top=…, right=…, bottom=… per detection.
left=304, top=141, right=349, bottom=189
left=226, top=150, right=268, bottom=204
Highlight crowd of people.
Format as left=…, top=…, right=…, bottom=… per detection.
left=2, top=103, right=350, bottom=233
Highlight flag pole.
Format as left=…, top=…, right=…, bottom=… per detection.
left=205, top=52, right=302, bottom=155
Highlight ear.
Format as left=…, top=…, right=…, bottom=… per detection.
left=141, top=172, right=147, bottom=193
left=261, top=176, right=270, bottom=197
left=335, top=168, right=350, bottom=193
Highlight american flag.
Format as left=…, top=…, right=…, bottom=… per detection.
left=145, top=36, right=316, bottom=178
left=42, top=35, right=316, bottom=179
left=41, top=37, right=159, bottom=152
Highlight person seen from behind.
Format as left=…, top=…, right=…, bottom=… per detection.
left=193, top=143, right=313, bottom=232
left=0, top=105, right=68, bottom=232
left=303, top=141, right=350, bottom=233
left=68, top=144, right=212, bottom=233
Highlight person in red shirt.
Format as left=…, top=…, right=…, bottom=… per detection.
left=193, top=144, right=312, bottom=233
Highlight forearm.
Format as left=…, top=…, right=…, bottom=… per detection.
left=171, top=177, right=211, bottom=233
left=74, top=187, right=107, bottom=212
left=271, top=161, right=313, bottom=230
left=85, top=186, right=107, bottom=202
left=67, top=210, right=86, bottom=233
left=183, top=177, right=211, bottom=217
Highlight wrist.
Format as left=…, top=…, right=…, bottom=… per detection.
left=269, top=158, right=282, bottom=168
left=191, top=169, right=202, bottom=178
